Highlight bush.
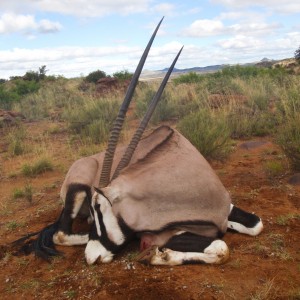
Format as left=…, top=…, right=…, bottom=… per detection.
left=277, top=115, right=300, bottom=171
left=173, top=72, right=204, bottom=85
left=65, top=97, right=119, bottom=143
left=178, top=109, right=232, bottom=160
left=21, top=158, right=53, bottom=177
left=0, top=85, right=20, bottom=109
left=14, top=79, right=40, bottom=96
left=205, top=76, right=242, bottom=95
left=85, top=70, right=107, bottom=83
left=135, top=87, right=177, bottom=124
left=113, top=70, right=133, bottom=81
left=227, top=107, right=276, bottom=138
left=7, top=126, right=28, bottom=156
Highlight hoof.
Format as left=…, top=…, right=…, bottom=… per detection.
left=135, top=245, right=159, bottom=264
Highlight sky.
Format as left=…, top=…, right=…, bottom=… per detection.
left=0, top=0, right=300, bottom=79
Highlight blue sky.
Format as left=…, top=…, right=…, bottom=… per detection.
left=0, top=0, right=299, bottom=78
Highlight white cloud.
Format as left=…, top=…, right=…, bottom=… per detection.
left=152, top=3, right=176, bottom=16
left=211, top=0, right=300, bottom=14
left=0, top=12, right=62, bottom=35
left=38, top=19, right=62, bottom=33
left=0, top=0, right=151, bottom=18
left=218, top=35, right=263, bottom=50
left=182, top=19, right=226, bottom=37
left=181, top=18, right=280, bottom=38
left=0, top=33, right=297, bottom=79
left=0, top=43, right=183, bottom=78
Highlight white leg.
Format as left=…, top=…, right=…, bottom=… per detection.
left=53, top=231, right=89, bottom=246
left=148, top=240, right=229, bottom=266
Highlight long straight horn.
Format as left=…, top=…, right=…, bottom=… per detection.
left=99, top=17, right=164, bottom=188
left=112, top=46, right=184, bottom=181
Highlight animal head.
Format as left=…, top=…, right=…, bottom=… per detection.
left=85, top=189, right=117, bottom=264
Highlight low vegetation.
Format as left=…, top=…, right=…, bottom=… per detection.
left=21, top=158, right=54, bottom=177
left=1, top=62, right=300, bottom=168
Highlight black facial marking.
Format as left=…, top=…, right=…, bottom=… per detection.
left=90, top=204, right=134, bottom=254
left=92, top=203, right=121, bottom=254
left=228, top=206, right=261, bottom=229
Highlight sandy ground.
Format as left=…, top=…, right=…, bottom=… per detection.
left=0, top=120, right=299, bottom=299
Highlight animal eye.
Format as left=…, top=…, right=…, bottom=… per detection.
left=95, top=203, right=100, bottom=210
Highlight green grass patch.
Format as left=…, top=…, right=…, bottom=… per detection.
left=276, top=213, right=300, bottom=226
left=7, top=125, right=28, bottom=156
left=6, top=220, right=25, bottom=231
left=264, top=160, right=284, bottom=177
left=21, top=158, right=53, bottom=177
left=277, top=115, right=300, bottom=171
left=178, top=109, right=232, bottom=160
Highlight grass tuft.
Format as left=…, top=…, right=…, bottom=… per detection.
left=178, top=109, right=232, bottom=160
left=21, top=158, right=53, bottom=177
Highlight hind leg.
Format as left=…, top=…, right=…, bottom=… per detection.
left=138, top=232, right=229, bottom=266
left=227, top=204, right=263, bottom=236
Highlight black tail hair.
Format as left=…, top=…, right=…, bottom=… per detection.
left=12, top=209, right=64, bottom=262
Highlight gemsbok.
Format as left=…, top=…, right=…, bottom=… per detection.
left=14, top=17, right=263, bottom=265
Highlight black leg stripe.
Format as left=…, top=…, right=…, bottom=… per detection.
left=228, top=206, right=260, bottom=228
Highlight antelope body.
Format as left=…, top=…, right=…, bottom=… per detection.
left=14, top=17, right=263, bottom=266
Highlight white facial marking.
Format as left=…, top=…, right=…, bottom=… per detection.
left=71, top=191, right=86, bottom=219
left=91, top=192, right=101, bottom=236
left=93, top=192, right=125, bottom=245
left=85, top=240, right=113, bottom=265
left=227, top=219, right=263, bottom=236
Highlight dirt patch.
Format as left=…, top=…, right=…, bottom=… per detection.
left=0, top=122, right=300, bottom=299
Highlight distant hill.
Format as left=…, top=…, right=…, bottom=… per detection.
left=140, top=57, right=297, bottom=81
left=161, top=65, right=225, bottom=73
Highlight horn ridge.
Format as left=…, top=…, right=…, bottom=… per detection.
left=99, top=17, right=164, bottom=188
left=112, top=46, right=184, bottom=180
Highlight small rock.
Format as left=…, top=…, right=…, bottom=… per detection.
left=288, top=173, right=300, bottom=186
left=239, top=141, right=268, bottom=150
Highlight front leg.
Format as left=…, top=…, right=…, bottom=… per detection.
left=85, top=190, right=133, bottom=265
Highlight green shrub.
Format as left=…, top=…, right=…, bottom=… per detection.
left=65, top=97, right=119, bottom=143
left=277, top=115, right=300, bottom=171
left=12, top=188, right=25, bottom=199
left=173, top=72, right=204, bottom=85
left=7, top=126, right=28, bottom=156
left=85, top=70, right=107, bottom=83
left=12, top=184, right=33, bottom=202
left=205, top=76, right=242, bottom=95
left=21, top=158, right=53, bottom=177
left=135, top=88, right=177, bottom=124
left=0, top=84, right=20, bottom=109
left=227, top=108, right=276, bottom=138
left=14, top=79, right=40, bottom=96
left=264, top=161, right=284, bottom=177
left=113, top=70, right=133, bottom=81
left=178, top=109, right=232, bottom=160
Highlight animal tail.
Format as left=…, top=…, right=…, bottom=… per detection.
left=12, top=209, right=64, bottom=261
